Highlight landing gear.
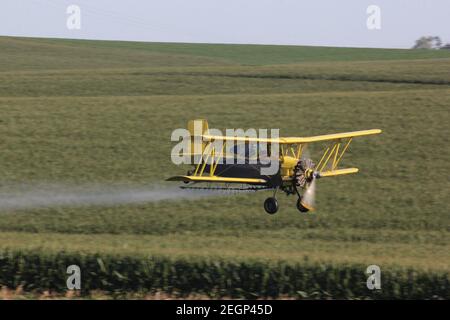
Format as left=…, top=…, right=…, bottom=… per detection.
left=296, top=197, right=309, bottom=213
left=264, top=197, right=279, bottom=214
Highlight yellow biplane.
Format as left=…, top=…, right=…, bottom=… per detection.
left=167, top=120, right=381, bottom=214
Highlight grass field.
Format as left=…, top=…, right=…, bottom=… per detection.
left=0, top=36, right=449, bottom=298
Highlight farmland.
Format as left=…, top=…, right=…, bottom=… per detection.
left=0, top=36, right=449, bottom=298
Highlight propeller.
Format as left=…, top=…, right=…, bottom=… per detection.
left=299, top=171, right=317, bottom=211
left=294, top=147, right=321, bottom=211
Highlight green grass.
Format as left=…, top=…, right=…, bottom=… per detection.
left=0, top=231, right=448, bottom=272
left=0, top=36, right=449, bottom=298
left=2, top=36, right=450, bottom=72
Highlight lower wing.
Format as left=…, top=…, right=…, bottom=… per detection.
left=166, top=175, right=268, bottom=184
left=319, top=167, right=359, bottom=177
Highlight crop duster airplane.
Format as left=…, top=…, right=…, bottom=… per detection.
left=168, top=120, right=381, bottom=214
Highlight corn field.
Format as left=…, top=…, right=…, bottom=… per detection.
left=0, top=249, right=448, bottom=299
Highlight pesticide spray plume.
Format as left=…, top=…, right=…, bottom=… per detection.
left=0, top=183, right=224, bottom=211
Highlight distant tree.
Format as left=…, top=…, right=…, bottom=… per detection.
left=440, top=43, right=450, bottom=50
left=412, top=36, right=442, bottom=49
left=433, top=36, right=441, bottom=47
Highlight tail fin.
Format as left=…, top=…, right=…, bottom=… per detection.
left=187, top=119, right=209, bottom=162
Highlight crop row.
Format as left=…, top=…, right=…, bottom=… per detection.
left=0, top=250, right=448, bottom=299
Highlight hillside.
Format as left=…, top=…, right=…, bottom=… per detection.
left=0, top=36, right=449, bottom=298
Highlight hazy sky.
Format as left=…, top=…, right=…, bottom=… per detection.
left=1, top=0, right=449, bottom=48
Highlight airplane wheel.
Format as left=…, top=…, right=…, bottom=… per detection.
left=264, top=197, right=279, bottom=214
left=296, top=198, right=309, bottom=213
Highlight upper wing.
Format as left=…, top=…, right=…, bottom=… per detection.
left=280, top=129, right=382, bottom=144
left=168, top=129, right=381, bottom=183
left=203, top=129, right=381, bottom=144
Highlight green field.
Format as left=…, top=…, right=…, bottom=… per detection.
left=0, top=36, right=449, bottom=298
